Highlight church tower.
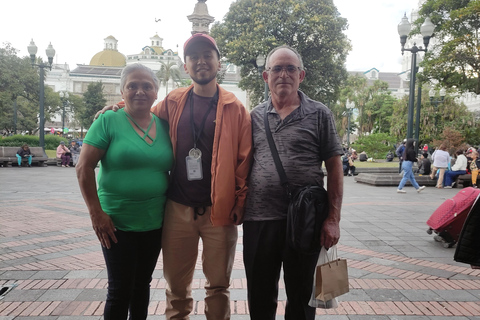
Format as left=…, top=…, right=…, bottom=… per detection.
left=187, top=0, right=215, bottom=34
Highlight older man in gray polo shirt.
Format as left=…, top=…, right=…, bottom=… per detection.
left=243, top=45, right=344, bottom=320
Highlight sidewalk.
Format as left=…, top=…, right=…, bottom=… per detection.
left=0, top=166, right=479, bottom=319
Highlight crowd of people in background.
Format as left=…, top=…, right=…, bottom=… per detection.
left=395, top=141, right=480, bottom=190
left=345, top=140, right=480, bottom=191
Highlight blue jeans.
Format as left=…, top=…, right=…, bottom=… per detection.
left=16, top=154, right=32, bottom=166
left=398, top=161, right=420, bottom=190
left=102, top=228, right=162, bottom=320
left=444, top=170, right=467, bottom=186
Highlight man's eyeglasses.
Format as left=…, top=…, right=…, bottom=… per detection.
left=266, top=65, right=302, bottom=75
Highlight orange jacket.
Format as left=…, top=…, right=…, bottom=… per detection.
left=151, top=85, right=252, bottom=226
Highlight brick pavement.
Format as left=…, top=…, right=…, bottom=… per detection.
left=0, top=166, right=479, bottom=319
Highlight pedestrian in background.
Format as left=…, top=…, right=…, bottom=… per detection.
left=416, top=152, right=431, bottom=175
left=396, top=139, right=406, bottom=173
left=70, top=140, right=81, bottom=167
left=444, top=149, right=468, bottom=188
left=56, top=141, right=71, bottom=167
left=430, top=143, right=450, bottom=188
left=16, top=144, right=32, bottom=167
left=397, top=139, right=426, bottom=193
left=470, top=150, right=480, bottom=188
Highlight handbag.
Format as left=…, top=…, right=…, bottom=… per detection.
left=263, top=107, right=329, bottom=254
left=314, top=246, right=349, bottom=301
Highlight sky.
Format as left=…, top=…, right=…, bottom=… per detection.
left=1, top=0, right=422, bottom=73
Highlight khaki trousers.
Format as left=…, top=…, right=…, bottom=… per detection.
left=472, top=169, right=479, bottom=185
left=162, top=200, right=237, bottom=320
left=431, top=166, right=447, bottom=188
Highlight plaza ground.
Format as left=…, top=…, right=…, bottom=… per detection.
left=0, top=166, right=479, bottom=319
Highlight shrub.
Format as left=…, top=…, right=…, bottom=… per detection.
left=0, top=134, right=65, bottom=150
left=351, top=133, right=397, bottom=159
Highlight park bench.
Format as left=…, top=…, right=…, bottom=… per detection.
left=0, top=146, right=48, bottom=167
left=455, top=174, right=473, bottom=188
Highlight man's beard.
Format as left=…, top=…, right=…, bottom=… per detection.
left=191, top=73, right=217, bottom=86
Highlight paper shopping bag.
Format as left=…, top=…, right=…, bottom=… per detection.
left=315, top=258, right=349, bottom=301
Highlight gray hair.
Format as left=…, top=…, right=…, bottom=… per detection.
left=120, top=63, right=160, bottom=91
left=265, top=45, right=304, bottom=70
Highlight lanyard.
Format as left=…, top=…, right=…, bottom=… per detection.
left=189, top=88, right=219, bottom=149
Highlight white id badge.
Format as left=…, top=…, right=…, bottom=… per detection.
left=186, top=156, right=203, bottom=181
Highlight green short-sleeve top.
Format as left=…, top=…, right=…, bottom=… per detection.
left=83, top=109, right=174, bottom=232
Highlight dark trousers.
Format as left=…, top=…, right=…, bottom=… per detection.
left=102, top=228, right=162, bottom=320
left=61, top=154, right=71, bottom=166
left=243, top=220, right=320, bottom=320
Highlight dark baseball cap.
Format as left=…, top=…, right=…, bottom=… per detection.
left=183, top=33, right=220, bottom=60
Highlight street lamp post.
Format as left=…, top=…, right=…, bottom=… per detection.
left=59, top=91, right=69, bottom=137
left=429, top=88, right=446, bottom=128
left=27, top=39, right=55, bottom=149
left=398, top=14, right=435, bottom=140
left=256, top=54, right=269, bottom=102
left=346, top=101, right=355, bottom=150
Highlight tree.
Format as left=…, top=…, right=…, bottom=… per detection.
left=211, top=0, right=351, bottom=106
left=157, top=61, right=182, bottom=95
left=414, top=0, right=480, bottom=94
left=0, top=43, right=40, bottom=134
left=82, top=82, right=106, bottom=129
left=334, top=74, right=394, bottom=138
left=389, top=85, right=474, bottom=144
left=65, top=93, right=85, bottom=131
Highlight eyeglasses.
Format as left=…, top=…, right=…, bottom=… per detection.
left=266, top=65, right=302, bottom=75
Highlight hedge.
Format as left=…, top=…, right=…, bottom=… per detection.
left=0, top=135, right=68, bottom=150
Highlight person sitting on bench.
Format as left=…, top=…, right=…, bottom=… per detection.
left=16, top=144, right=33, bottom=167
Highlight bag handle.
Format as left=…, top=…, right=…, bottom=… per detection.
left=263, top=106, right=291, bottom=197
left=322, top=246, right=339, bottom=267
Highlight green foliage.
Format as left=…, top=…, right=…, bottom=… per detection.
left=333, top=74, right=394, bottom=143
left=351, top=133, right=397, bottom=159
left=414, top=0, right=480, bottom=94
left=0, top=134, right=63, bottom=149
left=211, top=0, right=350, bottom=106
left=0, top=43, right=42, bottom=134
left=389, top=85, right=475, bottom=145
left=66, top=93, right=86, bottom=131
left=81, top=82, right=106, bottom=129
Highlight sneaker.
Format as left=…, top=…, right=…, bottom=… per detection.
left=417, top=186, right=426, bottom=193
left=444, top=186, right=452, bottom=189
left=473, top=185, right=478, bottom=189
left=397, top=189, right=406, bottom=193
left=452, top=182, right=456, bottom=188
left=66, top=165, right=70, bottom=168
left=62, top=165, right=65, bottom=167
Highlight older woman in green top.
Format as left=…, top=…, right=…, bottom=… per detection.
left=76, top=63, right=173, bottom=320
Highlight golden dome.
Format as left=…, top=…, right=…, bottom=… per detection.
left=90, top=50, right=126, bottom=67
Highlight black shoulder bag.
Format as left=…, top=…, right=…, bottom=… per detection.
left=263, top=106, right=329, bottom=254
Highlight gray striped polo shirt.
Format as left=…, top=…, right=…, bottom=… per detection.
left=244, top=91, right=343, bottom=221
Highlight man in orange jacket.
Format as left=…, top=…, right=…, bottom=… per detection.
left=100, top=33, right=252, bottom=320
left=154, top=33, right=252, bottom=320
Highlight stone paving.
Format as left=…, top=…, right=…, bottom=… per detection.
left=0, top=166, right=479, bottom=319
